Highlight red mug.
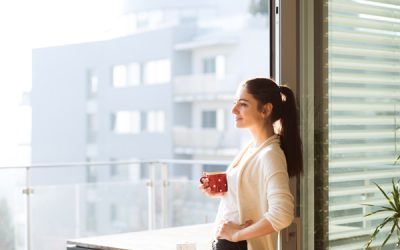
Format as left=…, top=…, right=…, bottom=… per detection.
left=200, top=172, right=228, bottom=193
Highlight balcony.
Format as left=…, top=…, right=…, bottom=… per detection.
left=0, top=160, right=227, bottom=250
left=173, top=74, right=239, bottom=102
left=173, top=128, right=242, bottom=155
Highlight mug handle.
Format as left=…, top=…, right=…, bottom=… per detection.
left=199, top=176, right=208, bottom=184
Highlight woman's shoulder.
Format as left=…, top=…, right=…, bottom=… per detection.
left=258, top=141, right=285, bottom=159
left=256, top=143, right=287, bottom=171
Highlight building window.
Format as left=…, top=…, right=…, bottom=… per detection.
left=86, top=202, right=97, bottom=231
left=217, top=109, right=225, bottom=131
left=128, top=63, right=141, bottom=86
left=324, top=1, right=400, bottom=248
left=110, top=203, right=117, bottom=222
left=215, top=55, right=226, bottom=79
left=109, top=158, right=118, bottom=177
left=144, top=111, right=165, bottom=133
left=202, top=55, right=225, bottom=79
left=86, top=158, right=96, bottom=183
left=202, top=57, right=216, bottom=74
left=111, top=111, right=141, bottom=134
left=86, top=114, right=97, bottom=144
left=144, top=59, right=171, bottom=84
left=112, top=64, right=127, bottom=87
left=202, top=110, right=217, bottom=129
left=112, top=63, right=141, bottom=87
left=87, top=70, right=98, bottom=98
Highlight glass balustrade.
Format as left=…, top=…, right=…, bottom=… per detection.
left=0, top=160, right=228, bottom=250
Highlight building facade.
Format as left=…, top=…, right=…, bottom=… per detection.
left=31, top=1, right=269, bottom=249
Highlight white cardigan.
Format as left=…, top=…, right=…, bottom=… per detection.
left=215, top=135, right=294, bottom=250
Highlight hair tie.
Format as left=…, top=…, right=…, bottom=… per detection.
left=279, top=86, right=287, bottom=102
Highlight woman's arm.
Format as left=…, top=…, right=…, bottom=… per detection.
left=217, top=217, right=275, bottom=242
left=218, top=168, right=294, bottom=241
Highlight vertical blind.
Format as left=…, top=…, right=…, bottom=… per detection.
left=328, top=0, right=400, bottom=249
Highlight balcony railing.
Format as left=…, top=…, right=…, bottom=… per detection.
left=173, top=74, right=239, bottom=100
left=0, top=159, right=229, bottom=250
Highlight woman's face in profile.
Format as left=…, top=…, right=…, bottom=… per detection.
left=231, top=86, right=265, bottom=129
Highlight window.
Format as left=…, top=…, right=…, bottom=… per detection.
left=112, top=64, right=127, bottom=87
left=201, top=110, right=217, bottom=129
left=326, top=1, right=400, bottom=248
left=28, top=1, right=271, bottom=244
left=145, top=111, right=165, bottom=133
left=111, top=111, right=141, bottom=134
left=110, top=203, right=117, bottom=222
left=86, top=114, right=97, bottom=143
left=113, top=63, right=141, bottom=87
left=144, top=59, right=171, bottom=84
left=86, top=202, right=97, bottom=231
left=202, top=57, right=216, bottom=74
left=87, top=70, right=98, bottom=98
left=109, top=158, right=118, bottom=177
left=215, top=55, right=226, bottom=80
left=128, top=63, right=141, bottom=86
left=86, top=158, right=96, bottom=182
left=202, top=55, right=225, bottom=79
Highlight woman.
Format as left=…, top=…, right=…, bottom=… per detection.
left=200, top=78, right=303, bottom=250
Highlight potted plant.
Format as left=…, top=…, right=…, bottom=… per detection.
left=363, top=155, right=400, bottom=249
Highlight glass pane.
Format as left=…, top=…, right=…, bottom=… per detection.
left=0, top=168, right=26, bottom=250
left=128, top=63, right=141, bottom=86
left=328, top=0, right=400, bottom=249
left=112, top=65, right=127, bottom=87
left=30, top=165, right=148, bottom=250
left=12, top=0, right=271, bottom=249
left=167, top=180, right=220, bottom=227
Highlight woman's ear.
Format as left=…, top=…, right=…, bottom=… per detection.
left=262, top=103, right=273, bottom=118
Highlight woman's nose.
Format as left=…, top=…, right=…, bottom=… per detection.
left=231, top=103, right=239, bottom=114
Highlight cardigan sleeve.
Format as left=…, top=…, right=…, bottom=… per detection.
left=262, top=151, right=294, bottom=231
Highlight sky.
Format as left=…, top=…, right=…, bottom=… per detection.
left=0, top=0, right=122, bottom=166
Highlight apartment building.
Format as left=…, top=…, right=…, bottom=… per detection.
left=30, top=1, right=269, bottom=249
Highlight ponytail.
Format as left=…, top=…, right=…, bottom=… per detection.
left=244, top=78, right=303, bottom=177
left=279, top=86, right=303, bottom=177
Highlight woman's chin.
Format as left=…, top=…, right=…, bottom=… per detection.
left=234, top=122, right=244, bottom=128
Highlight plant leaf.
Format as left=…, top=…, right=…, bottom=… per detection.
left=365, top=216, right=393, bottom=248
left=395, top=154, right=400, bottom=165
left=391, top=179, right=400, bottom=211
left=364, top=208, right=392, bottom=217
left=374, top=182, right=397, bottom=210
left=382, top=219, right=397, bottom=247
left=362, top=203, right=393, bottom=212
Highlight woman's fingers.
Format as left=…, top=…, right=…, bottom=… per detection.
left=241, top=220, right=254, bottom=228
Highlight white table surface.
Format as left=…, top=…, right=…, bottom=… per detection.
left=67, top=223, right=214, bottom=250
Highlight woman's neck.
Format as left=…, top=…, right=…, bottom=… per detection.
left=249, top=124, right=275, bottom=147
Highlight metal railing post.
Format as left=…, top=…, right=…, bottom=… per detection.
left=160, top=163, right=169, bottom=228
left=147, top=162, right=156, bottom=230
left=75, top=184, right=81, bottom=237
left=23, top=167, right=32, bottom=250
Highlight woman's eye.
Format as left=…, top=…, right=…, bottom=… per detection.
left=240, top=103, right=247, bottom=107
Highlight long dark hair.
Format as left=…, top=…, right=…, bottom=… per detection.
left=243, top=78, right=303, bottom=177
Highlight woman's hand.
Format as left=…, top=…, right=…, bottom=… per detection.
left=216, top=220, right=253, bottom=242
left=198, top=178, right=225, bottom=197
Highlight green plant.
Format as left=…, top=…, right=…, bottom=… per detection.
left=363, top=156, right=400, bottom=249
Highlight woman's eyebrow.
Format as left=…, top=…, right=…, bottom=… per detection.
left=238, top=98, right=250, bottom=102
